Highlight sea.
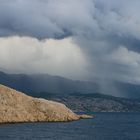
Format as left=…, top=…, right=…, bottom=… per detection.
left=0, top=113, right=140, bottom=140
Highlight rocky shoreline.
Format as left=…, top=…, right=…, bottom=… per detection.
left=0, top=84, right=92, bottom=124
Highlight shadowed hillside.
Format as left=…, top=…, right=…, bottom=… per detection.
left=27, top=92, right=140, bottom=112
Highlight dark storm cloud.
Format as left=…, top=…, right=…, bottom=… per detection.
left=0, top=0, right=94, bottom=39
left=0, top=0, right=140, bottom=44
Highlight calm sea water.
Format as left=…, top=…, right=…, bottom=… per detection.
left=0, top=113, right=140, bottom=140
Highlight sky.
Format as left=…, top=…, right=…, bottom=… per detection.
left=0, top=0, right=140, bottom=89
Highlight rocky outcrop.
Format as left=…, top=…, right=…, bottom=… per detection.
left=0, top=84, right=92, bottom=124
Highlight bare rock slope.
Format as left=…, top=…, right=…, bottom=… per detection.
left=0, top=84, right=92, bottom=123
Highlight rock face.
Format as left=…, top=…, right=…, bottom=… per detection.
left=0, top=84, right=92, bottom=124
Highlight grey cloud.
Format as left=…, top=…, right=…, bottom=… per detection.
left=0, top=0, right=140, bottom=97
left=0, top=0, right=140, bottom=44
left=0, top=0, right=95, bottom=39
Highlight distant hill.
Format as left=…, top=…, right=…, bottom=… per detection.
left=0, top=71, right=140, bottom=99
left=0, top=71, right=98, bottom=94
left=28, top=92, right=140, bottom=112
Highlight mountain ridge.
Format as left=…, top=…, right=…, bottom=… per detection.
left=0, top=71, right=140, bottom=99
left=0, top=71, right=98, bottom=94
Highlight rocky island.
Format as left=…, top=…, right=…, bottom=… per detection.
left=0, top=84, right=92, bottom=124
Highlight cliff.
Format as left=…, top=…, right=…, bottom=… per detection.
left=0, top=84, right=92, bottom=124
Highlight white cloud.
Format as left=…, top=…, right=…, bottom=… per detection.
left=108, top=46, right=140, bottom=67
left=0, top=36, right=88, bottom=80
left=103, top=46, right=140, bottom=84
